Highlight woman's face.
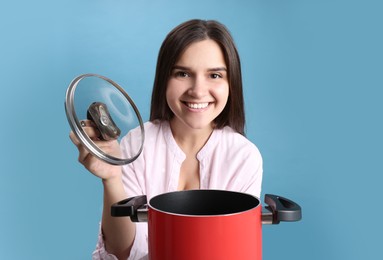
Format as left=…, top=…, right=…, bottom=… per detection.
left=166, top=39, right=229, bottom=133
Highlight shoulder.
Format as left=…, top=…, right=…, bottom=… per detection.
left=120, top=120, right=160, bottom=148
left=127, top=120, right=165, bottom=137
left=219, top=126, right=260, bottom=153
left=143, top=120, right=162, bottom=131
left=199, top=126, right=261, bottom=162
left=124, top=120, right=173, bottom=152
left=210, top=127, right=262, bottom=164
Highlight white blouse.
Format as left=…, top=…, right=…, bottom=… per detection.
left=92, top=120, right=263, bottom=260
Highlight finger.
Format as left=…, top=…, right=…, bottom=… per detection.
left=69, top=130, right=101, bottom=148
left=78, top=120, right=101, bottom=139
left=70, top=130, right=93, bottom=163
left=82, top=126, right=101, bottom=139
left=77, top=143, right=91, bottom=164
left=79, top=119, right=96, bottom=128
left=69, top=131, right=81, bottom=146
left=95, top=139, right=122, bottom=158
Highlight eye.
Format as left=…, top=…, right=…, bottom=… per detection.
left=210, top=73, right=222, bottom=79
left=175, top=71, right=189, bottom=78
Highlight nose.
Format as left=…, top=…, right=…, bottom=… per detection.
left=187, top=76, right=207, bottom=98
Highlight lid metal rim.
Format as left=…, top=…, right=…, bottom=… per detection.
left=65, top=73, right=145, bottom=165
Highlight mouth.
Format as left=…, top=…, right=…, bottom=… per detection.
left=184, top=102, right=210, bottom=109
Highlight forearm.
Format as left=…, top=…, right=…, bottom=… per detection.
left=101, top=177, right=136, bottom=259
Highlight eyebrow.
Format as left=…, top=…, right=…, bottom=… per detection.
left=172, top=65, right=227, bottom=72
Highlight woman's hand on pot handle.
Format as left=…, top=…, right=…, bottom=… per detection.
left=69, top=120, right=122, bottom=181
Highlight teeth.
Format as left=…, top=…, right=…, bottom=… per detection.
left=187, top=102, right=209, bottom=109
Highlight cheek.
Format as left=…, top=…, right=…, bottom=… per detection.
left=165, top=81, right=180, bottom=106
left=167, top=78, right=188, bottom=97
left=214, top=83, right=230, bottom=103
left=165, top=83, right=173, bottom=102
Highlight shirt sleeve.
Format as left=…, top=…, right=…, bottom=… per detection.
left=92, top=223, right=118, bottom=260
left=233, top=142, right=263, bottom=198
left=92, top=223, right=149, bottom=260
left=241, top=148, right=263, bottom=198
left=126, top=223, right=149, bottom=260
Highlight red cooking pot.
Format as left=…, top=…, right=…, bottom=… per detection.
left=112, top=190, right=301, bottom=260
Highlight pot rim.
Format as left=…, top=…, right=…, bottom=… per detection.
left=148, top=189, right=261, bottom=218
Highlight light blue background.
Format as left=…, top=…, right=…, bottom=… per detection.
left=1, top=0, right=382, bottom=259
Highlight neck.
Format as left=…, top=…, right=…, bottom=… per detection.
left=169, top=119, right=213, bottom=154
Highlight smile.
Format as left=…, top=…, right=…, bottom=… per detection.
left=185, top=102, right=209, bottom=109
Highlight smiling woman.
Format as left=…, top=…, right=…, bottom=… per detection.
left=69, top=19, right=263, bottom=260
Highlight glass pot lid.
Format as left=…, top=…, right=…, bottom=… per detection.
left=65, top=74, right=145, bottom=165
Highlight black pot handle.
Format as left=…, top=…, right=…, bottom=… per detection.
left=111, top=195, right=147, bottom=222
left=263, top=194, right=302, bottom=224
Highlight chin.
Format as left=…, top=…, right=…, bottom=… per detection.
left=184, top=121, right=214, bottom=131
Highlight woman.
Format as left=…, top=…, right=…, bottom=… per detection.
left=70, top=19, right=263, bottom=260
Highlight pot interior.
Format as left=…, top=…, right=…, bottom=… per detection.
left=149, top=190, right=260, bottom=216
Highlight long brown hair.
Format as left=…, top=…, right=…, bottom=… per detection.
left=149, top=19, right=245, bottom=135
